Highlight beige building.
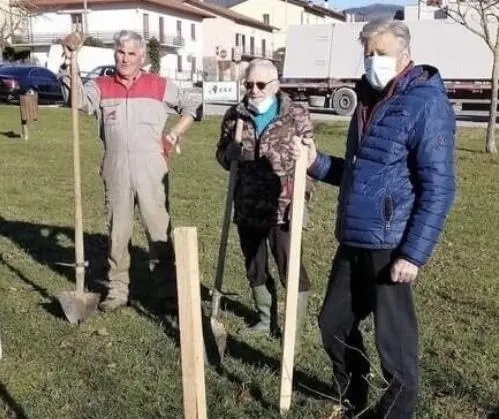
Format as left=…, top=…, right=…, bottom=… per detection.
left=184, top=0, right=276, bottom=81
left=227, top=0, right=346, bottom=50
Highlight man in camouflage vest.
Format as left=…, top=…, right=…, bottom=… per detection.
left=216, top=59, right=315, bottom=344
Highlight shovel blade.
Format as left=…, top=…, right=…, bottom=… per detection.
left=210, top=316, right=227, bottom=361
left=56, top=291, right=100, bottom=324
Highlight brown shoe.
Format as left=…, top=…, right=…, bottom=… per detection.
left=98, top=297, right=128, bottom=312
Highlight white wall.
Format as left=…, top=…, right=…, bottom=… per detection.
left=28, top=3, right=204, bottom=82
left=231, top=0, right=342, bottom=49
left=30, top=5, right=140, bottom=35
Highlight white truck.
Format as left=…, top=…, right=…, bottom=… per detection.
left=280, top=20, right=494, bottom=115
left=46, top=44, right=115, bottom=77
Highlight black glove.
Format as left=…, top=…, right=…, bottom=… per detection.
left=225, top=141, right=243, bottom=162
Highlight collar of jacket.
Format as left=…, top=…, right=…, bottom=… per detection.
left=113, top=69, right=145, bottom=87
left=234, top=91, right=293, bottom=120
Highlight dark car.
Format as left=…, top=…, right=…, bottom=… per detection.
left=0, top=65, right=64, bottom=105
left=81, top=65, right=116, bottom=84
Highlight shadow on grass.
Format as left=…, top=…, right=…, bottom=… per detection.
left=134, top=294, right=333, bottom=414
left=0, top=383, right=29, bottom=419
left=424, top=355, right=498, bottom=413
left=435, top=291, right=499, bottom=320
left=487, top=407, right=499, bottom=419
left=0, top=216, right=333, bottom=412
left=0, top=131, right=21, bottom=139
left=0, top=216, right=175, bottom=322
left=456, top=146, right=483, bottom=154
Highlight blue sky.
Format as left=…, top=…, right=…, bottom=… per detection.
left=325, top=0, right=417, bottom=9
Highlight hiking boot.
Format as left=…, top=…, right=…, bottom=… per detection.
left=98, top=296, right=128, bottom=312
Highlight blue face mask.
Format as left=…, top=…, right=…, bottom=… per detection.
left=248, top=95, right=275, bottom=114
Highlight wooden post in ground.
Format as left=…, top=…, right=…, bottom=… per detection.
left=174, top=227, right=207, bottom=419
left=279, top=141, right=308, bottom=415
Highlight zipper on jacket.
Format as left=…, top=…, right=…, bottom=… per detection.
left=383, top=196, right=394, bottom=230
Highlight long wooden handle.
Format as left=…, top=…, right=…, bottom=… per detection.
left=71, top=52, right=85, bottom=294
left=279, top=141, right=307, bottom=415
left=211, top=119, right=244, bottom=317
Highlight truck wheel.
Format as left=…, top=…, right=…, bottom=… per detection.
left=332, top=87, right=357, bottom=116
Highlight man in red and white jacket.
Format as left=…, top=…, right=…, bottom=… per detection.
left=58, top=30, right=202, bottom=312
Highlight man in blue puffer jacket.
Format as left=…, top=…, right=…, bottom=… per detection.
left=292, top=19, right=455, bottom=418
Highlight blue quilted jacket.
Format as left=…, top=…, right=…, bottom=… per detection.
left=309, top=64, right=456, bottom=266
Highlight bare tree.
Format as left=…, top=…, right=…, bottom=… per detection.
left=0, top=0, right=34, bottom=51
left=441, top=0, right=499, bottom=153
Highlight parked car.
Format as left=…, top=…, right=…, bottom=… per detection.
left=81, top=65, right=116, bottom=84
left=0, top=65, right=64, bottom=105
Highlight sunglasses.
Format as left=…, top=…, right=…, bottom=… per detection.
left=244, top=80, right=276, bottom=91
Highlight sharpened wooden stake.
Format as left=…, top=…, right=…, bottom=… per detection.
left=174, top=227, right=207, bottom=419
left=279, top=141, right=308, bottom=415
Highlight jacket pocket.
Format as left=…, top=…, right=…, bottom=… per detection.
left=100, top=103, right=121, bottom=126
left=383, top=196, right=394, bottom=230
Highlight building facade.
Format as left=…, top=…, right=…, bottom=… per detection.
left=10, top=0, right=214, bottom=84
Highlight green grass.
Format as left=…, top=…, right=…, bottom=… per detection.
left=0, top=105, right=498, bottom=419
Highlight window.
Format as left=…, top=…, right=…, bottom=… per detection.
left=191, top=56, right=197, bottom=75
left=261, top=39, right=266, bottom=57
left=263, top=13, right=270, bottom=25
left=177, top=54, right=183, bottom=72
left=191, top=23, right=196, bottom=41
left=143, top=13, right=149, bottom=39
left=177, top=20, right=182, bottom=37
left=159, top=17, right=164, bottom=43
left=241, top=34, right=246, bottom=53
left=70, top=13, right=83, bottom=32
left=235, top=33, right=240, bottom=46
left=250, top=36, right=254, bottom=55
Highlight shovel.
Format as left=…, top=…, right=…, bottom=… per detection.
left=55, top=51, right=100, bottom=324
left=209, top=118, right=244, bottom=360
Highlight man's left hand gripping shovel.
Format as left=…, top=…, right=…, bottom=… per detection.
left=208, top=118, right=244, bottom=363
left=55, top=45, right=100, bottom=324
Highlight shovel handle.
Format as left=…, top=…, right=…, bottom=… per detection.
left=212, top=118, right=244, bottom=317
left=70, top=52, right=85, bottom=293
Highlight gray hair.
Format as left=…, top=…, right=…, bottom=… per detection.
left=113, top=30, right=146, bottom=52
left=245, top=58, right=278, bottom=81
left=359, top=19, right=411, bottom=55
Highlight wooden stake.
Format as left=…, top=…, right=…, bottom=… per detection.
left=279, top=142, right=308, bottom=415
left=174, top=227, right=207, bottom=419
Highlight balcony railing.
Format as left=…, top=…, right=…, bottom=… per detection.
left=12, top=30, right=184, bottom=48
left=240, top=46, right=273, bottom=59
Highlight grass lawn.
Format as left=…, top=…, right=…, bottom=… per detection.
left=0, top=105, right=498, bottom=419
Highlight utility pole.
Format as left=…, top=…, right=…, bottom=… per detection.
left=83, top=0, right=88, bottom=36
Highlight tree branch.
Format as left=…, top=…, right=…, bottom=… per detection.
left=443, top=0, right=497, bottom=52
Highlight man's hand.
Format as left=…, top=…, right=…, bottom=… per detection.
left=162, top=132, right=181, bottom=157
left=61, top=32, right=82, bottom=72
left=290, top=136, right=317, bottom=169
left=63, top=32, right=82, bottom=57
left=391, top=258, right=419, bottom=283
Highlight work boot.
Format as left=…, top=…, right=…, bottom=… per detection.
left=98, top=296, right=128, bottom=312
left=242, top=285, right=273, bottom=335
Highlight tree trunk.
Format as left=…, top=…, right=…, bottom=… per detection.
left=486, top=40, right=499, bottom=154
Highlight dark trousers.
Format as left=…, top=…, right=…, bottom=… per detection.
left=237, top=224, right=310, bottom=292
left=318, top=245, right=419, bottom=418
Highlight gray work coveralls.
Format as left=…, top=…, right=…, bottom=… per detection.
left=59, top=70, right=202, bottom=301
